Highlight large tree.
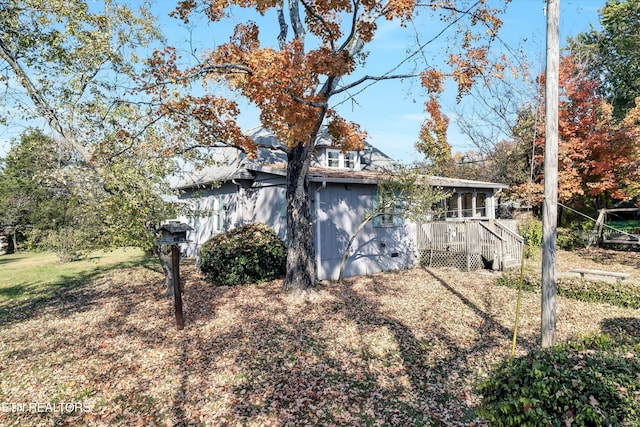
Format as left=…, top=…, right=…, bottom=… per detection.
left=0, top=0, right=161, bottom=163
left=0, top=1, right=186, bottom=266
left=514, top=55, right=640, bottom=209
left=0, top=129, right=74, bottom=251
left=0, top=126, right=178, bottom=262
left=143, top=0, right=509, bottom=291
left=569, top=0, right=640, bottom=121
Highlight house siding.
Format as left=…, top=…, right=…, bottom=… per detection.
left=179, top=174, right=288, bottom=259
left=179, top=182, right=235, bottom=258
left=314, top=182, right=416, bottom=281
left=178, top=179, right=416, bottom=280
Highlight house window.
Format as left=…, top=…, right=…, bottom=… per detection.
left=432, top=197, right=450, bottom=220
left=475, top=193, right=487, bottom=217
left=213, top=194, right=225, bottom=232
left=446, top=194, right=459, bottom=218
left=372, top=189, right=402, bottom=228
left=461, top=192, right=473, bottom=218
left=278, top=188, right=286, bottom=218
left=327, top=150, right=340, bottom=168
left=326, top=149, right=357, bottom=169
left=380, top=208, right=395, bottom=227
left=344, top=152, right=356, bottom=169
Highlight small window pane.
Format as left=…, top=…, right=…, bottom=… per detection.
left=381, top=209, right=394, bottom=226
left=476, top=193, right=487, bottom=217
left=344, top=152, right=355, bottom=169
left=447, top=194, right=458, bottom=218
left=462, top=192, right=473, bottom=217
left=328, top=151, right=340, bottom=168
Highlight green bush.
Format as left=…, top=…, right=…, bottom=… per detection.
left=556, top=228, right=583, bottom=250
left=37, top=227, right=98, bottom=262
left=495, top=270, right=539, bottom=292
left=495, top=270, right=640, bottom=309
left=558, top=278, right=640, bottom=309
left=198, top=223, right=286, bottom=286
left=518, top=219, right=542, bottom=258
left=557, top=222, right=592, bottom=250
left=477, top=338, right=640, bottom=426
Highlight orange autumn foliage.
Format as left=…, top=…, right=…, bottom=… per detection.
left=516, top=55, right=640, bottom=206
left=141, top=0, right=510, bottom=290
left=144, top=1, right=508, bottom=160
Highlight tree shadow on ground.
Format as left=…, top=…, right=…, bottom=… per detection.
left=0, top=255, right=26, bottom=266
left=0, top=257, right=182, bottom=426
left=331, top=269, right=531, bottom=424
left=0, top=255, right=160, bottom=327
left=170, top=267, right=532, bottom=426
left=601, top=317, right=640, bottom=346
left=575, top=248, right=640, bottom=269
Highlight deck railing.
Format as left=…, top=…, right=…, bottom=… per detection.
left=493, top=221, right=524, bottom=268
left=417, top=220, right=523, bottom=271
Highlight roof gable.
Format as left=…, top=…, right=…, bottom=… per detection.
left=174, top=127, right=507, bottom=191
left=174, top=126, right=397, bottom=189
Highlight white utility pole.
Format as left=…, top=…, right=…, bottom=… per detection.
left=542, top=0, right=560, bottom=348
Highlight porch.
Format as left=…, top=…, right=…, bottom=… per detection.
left=416, top=220, right=524, bottom=271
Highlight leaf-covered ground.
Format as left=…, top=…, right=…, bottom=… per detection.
left=1, top=250, right=639, bottom=426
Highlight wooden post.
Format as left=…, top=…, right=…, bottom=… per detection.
left=171, top=244, right=184, bottom=330
left=541, top=0, right=559, bottom=348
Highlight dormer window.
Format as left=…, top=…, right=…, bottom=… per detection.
left=326, top=149, right=357, bottom=169
left=344, top=152, right=356, bottom=169
left=327, top=150, right=340, bottom=167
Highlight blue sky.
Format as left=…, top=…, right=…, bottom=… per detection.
left=144, top=0, right=606, bottom=163
left=1, top=0, right=606, bottom=162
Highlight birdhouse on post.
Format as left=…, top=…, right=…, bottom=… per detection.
left=157, top=220, right=192, bottom=330
left=158, top=221, right=192, bottom=245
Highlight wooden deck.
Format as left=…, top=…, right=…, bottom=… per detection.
left=417, top=220, right=524, bottom=271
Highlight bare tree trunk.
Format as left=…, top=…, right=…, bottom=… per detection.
left=155, top=244, right=174, bottom=296
left=11, top=229, right=18, bottom=254
left=283, top=142, right=316, bottom=292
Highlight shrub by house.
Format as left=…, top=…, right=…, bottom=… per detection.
left=198, top=223, right=286, bottom=286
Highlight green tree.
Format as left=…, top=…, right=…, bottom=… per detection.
left=569, top=0, right=640, bottom=120
left=0, top=129, right=78, bottom=252
left=0, top=126, right=179, bottom=264
left=0, top=1, right=183, bottom=273
left=0, top=0, right=161, bottom=163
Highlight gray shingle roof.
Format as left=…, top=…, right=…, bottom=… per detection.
left=174, top=126, right=398, bottom=189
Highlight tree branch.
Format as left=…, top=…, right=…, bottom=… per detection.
left=0, top=38, right=93, bottom=164
left=289, top=0, right=306, bottom=46
left=331, top=73, right=420, bottom=95
left=287, top=88, right=328, bottom=108
left=299, top=0, right=336, bottom=50
left=276, top=0, right=288, bottom=50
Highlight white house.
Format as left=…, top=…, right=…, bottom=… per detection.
left=175, top=127, right=518, bottom=280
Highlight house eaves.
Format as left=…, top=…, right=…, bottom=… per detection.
left=248, top=164, right=507, bottom=189
left=250, top=164, right=386, bottom=185
left=427, top=176, right=507, bottom=190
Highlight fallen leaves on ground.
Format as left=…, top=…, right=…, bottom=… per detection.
left=1, top=251, right=638, bottom=426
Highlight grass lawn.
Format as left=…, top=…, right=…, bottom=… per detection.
left=0, top=248, right=638, bottom=426
left=0, top=249, right=150, bottom=299
left=0, top=249, right=155, bottom=326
